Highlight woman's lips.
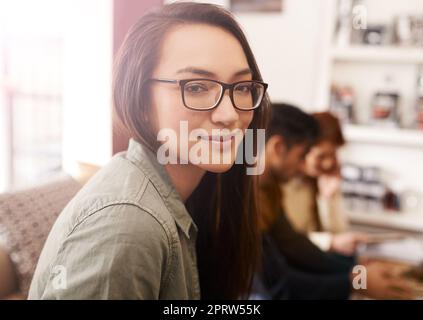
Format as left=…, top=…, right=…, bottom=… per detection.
left=198, top=129, right=241, bottom=143
left=197, top=132, right=237, bottom=152
left=200, top=135, right=234, bottom=142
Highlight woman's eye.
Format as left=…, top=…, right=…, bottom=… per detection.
left=235, top=84, right=252, bottom=94
left=185, top=84, right=208, bottom=93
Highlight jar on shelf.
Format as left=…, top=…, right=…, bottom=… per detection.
left=371, top=76, right=400, bottom=127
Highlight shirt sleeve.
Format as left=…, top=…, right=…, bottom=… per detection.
left=260, top=234, right=352, bottom=300
left=269, top=210, right=353, bottom=274
left=317, top=190, right=349, bottom=233
left=309, top=231, right=333, bottom=251
left=36, top=204, right=170, bottom=299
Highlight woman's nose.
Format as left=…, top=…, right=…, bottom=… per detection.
left=210, top=93, right=239, bottom=126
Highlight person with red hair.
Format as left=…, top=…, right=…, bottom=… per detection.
left=282, top=112, right=369, bottom=256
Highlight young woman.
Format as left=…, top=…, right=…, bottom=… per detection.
left=282, top=112, right=369, bottom=256
left=28, top=2, right=269, bottom=299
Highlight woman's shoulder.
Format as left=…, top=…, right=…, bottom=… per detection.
left=72, top=155, right=174, bottom=223
left=30, top=203, right=173, bottom=299
left=72, top=202, right=172, bottom=248
left=38, top=152, right=179, bottom=261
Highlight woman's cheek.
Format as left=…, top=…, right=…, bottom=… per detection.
left=244, top=111, right=254, bottom=128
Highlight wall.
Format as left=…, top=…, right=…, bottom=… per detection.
left=62, top=0, right=114, bottom=175
left=236, top=0, right=333, bottom=110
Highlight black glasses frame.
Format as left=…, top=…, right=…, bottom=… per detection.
left=149, top=78, right=268, bottom=111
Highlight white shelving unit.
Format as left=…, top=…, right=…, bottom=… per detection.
left=343, top=124, right=423, bottom=148
left=317, top=0, right=423, bottom=232
left=346, top=209, right=423, bottom=233
left=331, top=46, right=423, bottom=64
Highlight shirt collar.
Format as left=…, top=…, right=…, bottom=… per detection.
left=126, top=138, right=197, bottom=238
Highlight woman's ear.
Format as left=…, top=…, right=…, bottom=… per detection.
left=266, top=135, right=286, bottom=162
left=273, top=135, right=286, bottom=156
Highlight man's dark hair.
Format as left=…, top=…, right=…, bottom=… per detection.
left=267, top=103, right=320, bottom=149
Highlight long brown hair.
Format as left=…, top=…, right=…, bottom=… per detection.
left=312, top=112, right=345, bottom=147
left=113, top=2, right=270, bottom=299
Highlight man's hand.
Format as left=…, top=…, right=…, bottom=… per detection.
left=353, top=262, right=417, bottom=300
left=330, top=232, right=370, bottom=256
left=318, top=174, right=341, bottom=199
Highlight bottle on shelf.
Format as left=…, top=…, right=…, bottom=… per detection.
left=370, top=75, right=400, bottom=128
left=335, top=0, right=354, bottom=47
left=361, top=166, right=385, bottom=212
left=330, top=84, right=355, bottom=124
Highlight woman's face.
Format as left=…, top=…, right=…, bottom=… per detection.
left=303, top=141, right=339, bottom=177
left=150, top=23, right=254, bottom=173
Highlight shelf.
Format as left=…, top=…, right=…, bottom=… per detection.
left=331, top=45, right=423, bottom=64
left=346, top=209, right=423, bottom=232
left=343, top=124, right=423, bottom=148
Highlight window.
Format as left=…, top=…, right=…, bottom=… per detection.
left=0, top=0, right=65, bottom=192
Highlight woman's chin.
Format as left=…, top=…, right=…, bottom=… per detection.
left=188, top=142, right=239, bottom=173
left=197, top=162, right=236, bottom=173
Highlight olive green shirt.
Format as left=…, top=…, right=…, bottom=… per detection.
left=28, top=139, right=200, bottom=299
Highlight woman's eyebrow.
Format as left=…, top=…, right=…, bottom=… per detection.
left=176, top=66, right=252, bottom=78
left=233, top=68, right=252, bottom=77
left=176, top=67, right=215, bottom=77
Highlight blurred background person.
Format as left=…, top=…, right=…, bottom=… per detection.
left=282, top=111, right=370, bottom=257
left=253, top=104, right=415, bottom=300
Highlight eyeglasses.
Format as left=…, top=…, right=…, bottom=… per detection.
left=149, top=78, right=268, bottom=111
